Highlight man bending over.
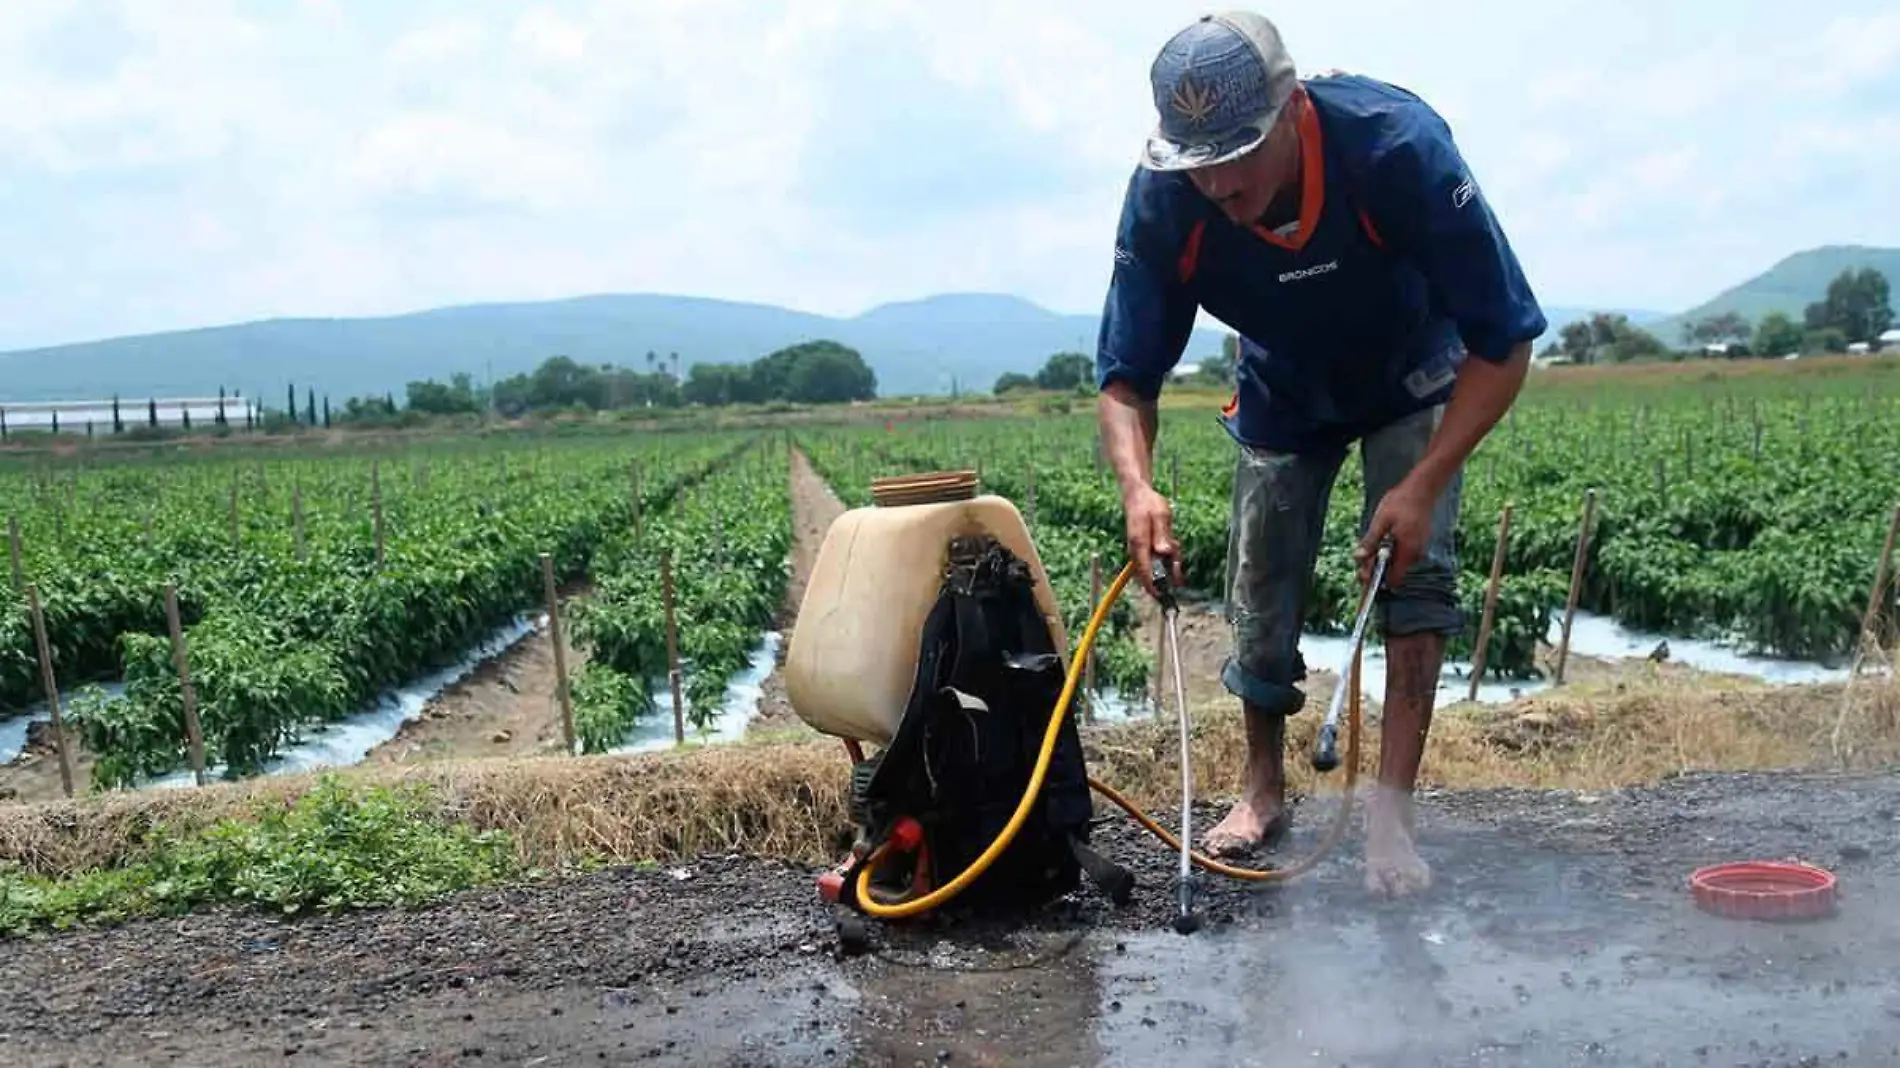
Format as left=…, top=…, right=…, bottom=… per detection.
left=1094, top=10, right=1545, bottom=897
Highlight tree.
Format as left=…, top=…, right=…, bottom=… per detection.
left=1804, top=267, right=1894, bottom=343
left=1754, top=311, right=1803, bottom=357
left=682, top=362, right=748, bottom=406
left=1682, top=311, right=1751, bottom=347
left=993, top=372, right=1035, bottom=394
left=689, top=340, right=875, bottom=406
left=1805, top=326, right=1849, bottom=354
left=1553, top=320, right=1589, bottom=362
left=1556, top=313, right=1668, bottom=364
left=786, top=345, right=878, bottom=403
left=407, top=373, right=482, bottom=415
left=1033, top=352, right=1093, bottom=391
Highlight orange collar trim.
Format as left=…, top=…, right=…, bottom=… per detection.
left=1246, top=89, right=1323, bottom=253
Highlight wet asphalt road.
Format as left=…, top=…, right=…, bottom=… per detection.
left=3, top=768, right=1896, bottom=1067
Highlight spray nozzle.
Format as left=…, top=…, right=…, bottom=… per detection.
left=1149, top=554, right=1179, bottom=615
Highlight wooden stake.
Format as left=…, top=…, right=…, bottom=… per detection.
left=7, top=515, right=21, bottom=592
left=540, top=553, right=577, bottom=753
left=1857, top=504, right=1900, bottom=669
left=1026, top=465, right=1037, bottom=526
left=228, top=471, right=241, bottom=551
left=1086, top=553, right=1100, bottom=723
left=293, top=481, right=307, bottom=561
left=1554, top=489, right=1599, bottom=685
left=662, top=551, right=684, bottom=745
left=164, top=584, right=207, bottom=786
left=631, top=461, right=644, bottom=539
left=26, top=584, right=75, bottom=797
left=372, top=461, right=386, bottom=567
left=1467, top=504, right=1515, bottom=702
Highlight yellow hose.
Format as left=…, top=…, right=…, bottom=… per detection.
left=852, top=558, right=1366, bottom=917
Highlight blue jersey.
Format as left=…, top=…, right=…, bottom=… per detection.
left=1094, top=74, right=1547, bottom=454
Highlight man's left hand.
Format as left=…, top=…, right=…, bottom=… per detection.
left=1357, top=477, right=1436, bottom=589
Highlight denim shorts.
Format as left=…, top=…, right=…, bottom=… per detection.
left=1218, top=404, right=1464, bottom=716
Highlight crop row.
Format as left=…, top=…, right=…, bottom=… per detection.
left=815, top=373, right=1900, bottom=671
left=0, top=433, right=754, bottom=787
left=837, top=417, right=1561, bottom=679
left=568, top=442, right=793, bottom=752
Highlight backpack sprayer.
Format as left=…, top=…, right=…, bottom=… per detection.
left=783, top=472, right=1388, bottom=940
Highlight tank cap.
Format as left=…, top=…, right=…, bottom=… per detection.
left=871, top=470, right=979, bottom=507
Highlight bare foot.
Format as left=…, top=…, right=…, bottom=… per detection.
left=1203, top=795, right=1291, bottom=857
left=1364, top=788, right=1431, bottom=898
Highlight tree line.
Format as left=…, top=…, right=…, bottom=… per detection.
left=399, top=340, right=877, bottom=419
left=1554, top=266, right=1893, bottom=365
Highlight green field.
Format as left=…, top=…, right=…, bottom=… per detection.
left=3, top=355, right=1897, bottom=794
left=0, top=431, right=788, bottom=787
left=809, top=355, right=1900, bottom=679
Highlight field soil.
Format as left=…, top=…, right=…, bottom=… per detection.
left=748, top=448, right=847, bottom=739
left=3, top=767, right=1895, bottom=1066
left=0, top=720, right=93, bottom=802
left=361, top=602, right=585, bottom=767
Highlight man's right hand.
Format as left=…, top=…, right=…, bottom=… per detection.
left=1123, top=483, right=1184, bottom=600
left=1097, top=380, right=1182, bottom=602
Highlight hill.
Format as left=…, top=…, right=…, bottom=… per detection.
left=1, top=243, right=1892, bottom=406
left=1652, top=245, right=1900, bottom=341
left=0, top=293, right=1229, bottom=405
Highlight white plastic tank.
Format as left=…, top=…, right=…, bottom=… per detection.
left=784, top=475, right=1069, bottom=745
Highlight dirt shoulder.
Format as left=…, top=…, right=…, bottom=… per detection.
left=2, top=767, right=1895, bottom=1066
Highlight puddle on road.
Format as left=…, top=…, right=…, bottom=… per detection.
left=834, top=825, right=1900, bottom=1068
left=1087, top=845, right=1897, bottom=1067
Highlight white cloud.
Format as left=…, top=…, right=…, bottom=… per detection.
left=0, top=0, right=1895, bottom=351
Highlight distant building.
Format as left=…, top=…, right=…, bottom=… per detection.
left=1879, top=328, right=1900, bottom=350
left=0, top=396, right=259, bottom=433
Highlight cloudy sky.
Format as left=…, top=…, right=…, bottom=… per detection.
left=0, top=0, right=1895, bottom=350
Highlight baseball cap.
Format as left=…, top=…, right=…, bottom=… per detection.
left=1141, top=11, right=1298, bottom=172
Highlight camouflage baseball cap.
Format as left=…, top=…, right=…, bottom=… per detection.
left=1142, top=11, right=1298, bottom=172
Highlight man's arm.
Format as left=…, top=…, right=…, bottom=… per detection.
left=1358, top=105, right=1547, bottom=583
left=1098, top=380, right=1161, bottom=499
left=1095, top=171, right=1199, bottom=595
left=1406, top=339, right=1529, bottom=503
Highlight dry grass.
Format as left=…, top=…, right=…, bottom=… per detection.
left=0, top=740, right=852, bottom=879
left=1, top=667, right=1894, bottom=880
left=1085, top=666, right=1900, bottom=805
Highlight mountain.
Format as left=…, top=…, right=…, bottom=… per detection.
left=0, top=293, right=1229, bottom=405
left=2, top=244, right=1893, bottom=406
left=1651, top=245, right=1900, bottom=341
